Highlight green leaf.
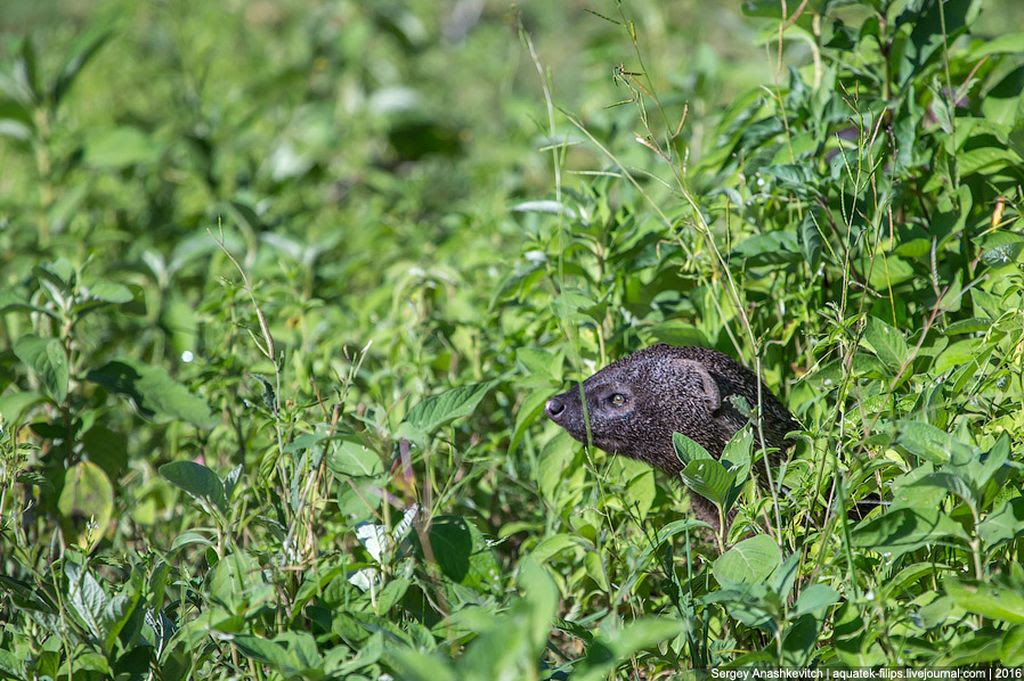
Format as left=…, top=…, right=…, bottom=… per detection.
left=981, top=232, right=1024, bottom=268
left=387, top=648, right=456, bottom=681
left=673, top=431, right=713, bottom=466
left=944, top=578, right=1024, bottom=624
left=231, top=635, right=296, bottom=670
left=0, top=391, right=46, bottom=423
left=713, top=535, right=781, bottom=586
left=781, top=614, right=819, bottom=666
left=729, top=231, right=802, bottom=267
left=897, top=0, right=975, bottom=86
left=680, top=458, right=735, bottom=508
left=508, top=387, right=551, bottom=455
left=64, top=560, right=110, bottom=641
left=721, top=426, right=752, bottom=482
left=979, top=497, right=1024, bottom=548
left=58, top=461, right=114, bottom=550
left=622, top=466, right=655, bottom=520
left=87, top=359, right=215, bottom=427
left=403, top=380, right=496, bottom=435
left=911, top=471, right=977, bottom=506
left=866, top=255, right=914, bottom=291
left=159, top=461, right=227, bottom=515
left=0, top=649, right=23, bottom=679
left=647, top=321, right=709, bottom=347
left=793, top=584, right=841, bottom=618
left=515, top=347, right=563, bottom=385
left=518, top=557, right=559, bottom=652
left=852, top=508, right=968, bottom=558
left=424, top=516, right=501, bottom=593
left=572, top=618, right=685, bottom=681
left=896, top=421, right=967, bottom=465
left=84, top=126, right=161, bottom=168
left=209, top=550, right=272, bottom=615
left=1003, top=625, right=1024, bottom=666
left=327, top=439, right=384, bottom=478
left=863, top=315, right=908, bottom=371
left=102, top=570, right=142, bottom=654
left=934, top=338, right=981, bottom=374
left=528, top=533, right=580, bottom=564
left=970, top=31, right=1024, bottom=58
left=53, top=28, right=113, bottom=106
left=14, top=334, right=68, bottom=403
left=87, top=280, right=133, bottom=304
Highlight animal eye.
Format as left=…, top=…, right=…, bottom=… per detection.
left=609, top=393, right=626, bottom=407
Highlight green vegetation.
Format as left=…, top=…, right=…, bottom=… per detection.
left=2, top=0, right=1024, bottom=677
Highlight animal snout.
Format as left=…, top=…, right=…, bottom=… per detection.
left=545, top=397, right=566, bottom=421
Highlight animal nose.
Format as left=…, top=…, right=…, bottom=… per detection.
left=545, top=397, right=565, bottom=420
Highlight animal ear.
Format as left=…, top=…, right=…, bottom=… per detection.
left=674, top=358, right=721, bottom=411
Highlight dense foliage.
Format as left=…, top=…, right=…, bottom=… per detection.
left=2, top=0, right=1023, bottom=677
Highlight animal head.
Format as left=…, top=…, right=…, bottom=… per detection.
left=544, top=345, right=724, bottom=470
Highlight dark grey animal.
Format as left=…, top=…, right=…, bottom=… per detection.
left=544, top=344, right=798, bottom=527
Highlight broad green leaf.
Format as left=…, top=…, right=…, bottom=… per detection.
left=897, top=0, right=974, bottom=86
left=87, top=280, right=133, bottom=304
left=87, top=359, right=215, bottom=427
left=403, top=380, right=496, bottom=435
left=387, top=648, right=456, bottom=681
left=970, top=31, right=1024, bottom=58
left=169, top=531, right=216, bottom=553
left=209, top=550, right=272, bottom=615
left=730, top=231, right=802, bottom=266
left=0, top=391, right=45, bottom=422
left=529, top=533, right=581, bottom=564
left=673, top=431, right=713, bottom=466
left=866, top=255, right=914, bottom=291
left=781, top=614, right=819, bottom=666
left=0, top=650, right=22, bottom=679
left=65, top=560, right=110, bottom=640
left=721, top=426, right=752, bottom=482
left=793, top=584, right=841, bottom=618
left=863, top=316, right=908, bottom=371
left=681, top=457, right=735, bottom=507
left=584, top=551, right=607, bottom=591
left=622, top=466, right=655, bottom=520
left=53, top=27, right=112, bottom=105
left=102, top=570, right=142, bottom=654
left=159, top=461, right=227, bottom=515
left=424, top=516, right=501, bottom=593
left=1003, top=625, right=1024, bottom=666
left=230, top=635, right=296, bottom=670
left=981, top=231, right=1024, bottom=267
left=572, top=618, right=685, bottom=681
left=336, top=477, right=383, bottom=524
left=327, top=440, right=384, bottom=478
left=517, top=557, right=559, bottom=652
left=934, top=338, right=981, bottom=374
left=852, top=508, right=968, bottom=558
left=508, top=387, right=551, bottom=455
left=713, top=535, right=781, bottom=586
left=769, top=551, right=802, bottom=602
left=58, top=461, right=114, bottom=550
left=647, top=321, right=709, bottom=347
left=14, top=334, right=68, bottom=403
left=979, top=497, right=1024, bottom=548
left=896, top=421, right=967, bottom=465
left=84, top=126, right=161, bottom=168
left=911, top=471, right=977, bottom=506
left=515, top=347, right=563, bottom=385
left=944, top=578, right=1024, bottom=624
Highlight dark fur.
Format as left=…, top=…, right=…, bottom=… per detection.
left=545, top=344, right=799, bottom=527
